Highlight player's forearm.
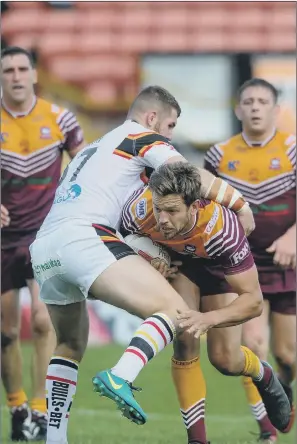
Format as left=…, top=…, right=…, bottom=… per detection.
left=197, top=168, right=247, bottom=213
left=207, top=292, right=263, bottom=328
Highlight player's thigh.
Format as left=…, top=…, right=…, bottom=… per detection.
left=270, top=292, right=296, bottom=364
left=171, top=274, right=201, bottom=359
left=1, top=290, right=21, bottom=337
left=241, top=298, right=270, bottom=358
left=170, top=273, right=200, bottom=311
left=26, top=278, right=53, bottom=332
left=90, top=254, right=189, bottom=320
left=202, top=293, right=242, bottom=366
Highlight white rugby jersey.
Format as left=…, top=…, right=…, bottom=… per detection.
left=38, top=120, right=182, bottom=234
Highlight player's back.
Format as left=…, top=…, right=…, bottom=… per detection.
left=39, top=120, right=178, bottom=236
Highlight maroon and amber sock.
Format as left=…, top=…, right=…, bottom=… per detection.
left=172, top=357, right=207, bottom=444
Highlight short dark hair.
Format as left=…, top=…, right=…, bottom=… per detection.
left=128, top=85, right=181, bottom=117
left=237, top=78, right=279, bottom=103
left=149, top=162, right=201, bottom=206
left=1, top=46, right=35, bottom=67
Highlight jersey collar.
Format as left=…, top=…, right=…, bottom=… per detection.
left=241, top=128, right=277, bottom=147
left=2, top=95, right=37, bottom=118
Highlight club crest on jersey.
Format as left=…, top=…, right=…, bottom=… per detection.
left=228, top=160, right=240, bottom=171
left=40, top=126, right=52, bottom=139
left=136, top=198, right=147, bottom=220
left=269, top=158, right=281, bottom=170
left=184, top=244, right=196, bottom=254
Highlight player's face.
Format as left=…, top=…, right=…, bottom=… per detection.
left=236, top=86, right=279, bottom=135
left=1, top=54, right=37, bottom=105
left=148, top=108, right=178, bottom=141
left=153, top=193, right=198, bottom=240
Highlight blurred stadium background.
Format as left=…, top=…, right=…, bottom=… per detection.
left=1, top=1, right=296, bottom=443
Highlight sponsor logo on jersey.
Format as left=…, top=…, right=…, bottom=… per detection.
left=228, top=160, right=240, bottom=171
left=204, top=205, right=219, bottom=234
left=230, top=241, right=250, bottom=265
left=40, top=126, right=52, bottom=139
left=54, top=184, right=82, bottom=204
left=0, top=132, right=8, bottom=143
left=33, top=259, right=62, bottom=275
left=269, top=157, right=281, bottom=170
left=249, top=168, right=259, bottom=182
left=184, top=244, right=196, bottom=254
left=135, top=198, right=147, bottom=220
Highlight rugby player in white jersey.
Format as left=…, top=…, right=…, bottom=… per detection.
left=30, top=86, right=255, bottom=444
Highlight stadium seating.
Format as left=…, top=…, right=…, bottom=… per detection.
left=2, top=1, right=295, bottom=106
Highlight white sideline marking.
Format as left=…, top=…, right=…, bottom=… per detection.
left=73, top=408, right=252, bottom=423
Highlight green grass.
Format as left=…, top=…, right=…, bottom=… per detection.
left=1, top=343, right=295, bottom=443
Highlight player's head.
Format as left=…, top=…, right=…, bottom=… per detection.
left=127, top=85, right=181, bottom=140
left=235, top=78, right=279, bottom=137
left=149, top=162, right=201, bottom=239
left=1, top=46, right=37, bottom=106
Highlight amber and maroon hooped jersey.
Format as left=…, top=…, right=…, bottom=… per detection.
left=1, top=97, right=84, bottom=248
left=204, top=131, right=296, bottom=268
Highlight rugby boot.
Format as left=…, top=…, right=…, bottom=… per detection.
left=253, top=361, right=291, bottom=433
left=92, top=369, right=147, bottom=425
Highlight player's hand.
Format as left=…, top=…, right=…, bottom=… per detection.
left=1, top=205, right=10, bottom=228
left=176, top=310, right=216, bottom=339
left=237, top=203, right=255, bottom=237
left=166, top=261, right=182, bottom=280
left=266, top=228, right=296, bottom=269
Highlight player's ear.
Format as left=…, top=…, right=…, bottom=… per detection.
left=191, top=201, right=199, bottom=215
left=146, top=111, right=157, bottom=129
left=234, top=104, right=242, bottom=122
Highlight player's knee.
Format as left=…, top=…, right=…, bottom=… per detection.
left=173, top=332, right=199, bottom=361
left=243, top=335, right=268, bottom=360
left=1, top=325, right=20, bottom=346
left=208, top=346, right=240, bottom=375
left=1, top=332, right=14, bottom=349
left=274, top=344, right=296, bottom=370
left=31, top=311, right=53, bottom=338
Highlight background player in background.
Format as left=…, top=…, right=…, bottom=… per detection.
left=204, top=78, right=296, bottom=443
left=122, top=162, right=293, bottom=443
left=1, top=46, right=85, bottom=441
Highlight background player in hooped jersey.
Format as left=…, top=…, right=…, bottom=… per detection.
left=204, top=78, right=296, bottom=442
left=121, top=162, right=293, bottom=444
left=29, top=85, right=258, bottom=444
left=1, top=46, right=85, bottom=441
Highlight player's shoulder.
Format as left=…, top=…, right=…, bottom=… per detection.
left=214, top=133, right=242, bottom=152
left=127, top=122, right=170, bottom=145
left=36, top=98, right=75, bottom=124
left=275, top=130, right=296, bottom=149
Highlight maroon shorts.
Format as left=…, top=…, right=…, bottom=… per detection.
left=173, top=254, right=296, bottom=315
left=1, top=245, right=34, bottom=294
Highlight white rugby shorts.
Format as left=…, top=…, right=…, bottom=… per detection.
left=30, top=221, right=136, bottom=305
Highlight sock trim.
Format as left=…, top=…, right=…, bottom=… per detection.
left=125, top=347, right=147, bottom=365
left=142, top=320, right=166, bottom=346
left=151, top=313, right=175, bottom=341
left=50, top=357, right=79, bottom=370
left=172, top=357, right=200, bottom=367
left=46, top=375, right=77, bottom=386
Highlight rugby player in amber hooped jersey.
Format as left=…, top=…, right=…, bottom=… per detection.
left=1, top=46, right=84, bottom=441
left=204, top=78, right=296, bottom=443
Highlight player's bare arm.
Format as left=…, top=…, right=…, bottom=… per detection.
left=177, top=265, right=263, bottom=337
left=266, top=223, right=296, bottom=269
